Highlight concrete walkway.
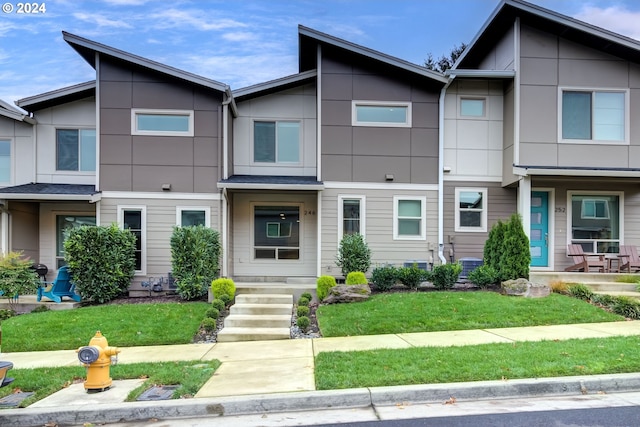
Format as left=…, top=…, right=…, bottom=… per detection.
left=2, top=320, right=640, bottom=399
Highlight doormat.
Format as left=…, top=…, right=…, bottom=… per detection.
left=137, top=385, right=178, bottom=401
left=0, top=391, right=34, bottom=407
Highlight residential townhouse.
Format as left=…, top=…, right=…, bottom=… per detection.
left=1, top=0, right=639, bottom=293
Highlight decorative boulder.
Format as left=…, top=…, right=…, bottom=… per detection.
left=322, top=284, right=371, bottom=304
left=501, top=278, right=550, bottom=298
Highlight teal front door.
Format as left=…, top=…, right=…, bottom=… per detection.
left=530, top=192, right=549, bottom=267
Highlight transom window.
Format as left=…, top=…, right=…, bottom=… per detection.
left=56, top=129, right=96, bottom=171
left=254, top=205, right=300, bottom=260
left=455, top=188, right=487, bottom=232
left=0, top=140, right=10, bottom=183
left=352, top=101, right=412, bottom=127
left=561, top=90, right=627, bottom=142
left=338, top=195, right=366, bottom=240
left=393, top=196, right=426, bottom=240
left=460, top=98, right=485, bottom=117
left=569, top=193, right=621, bottom=254
left=253, top=121, right=300, bottom=163
left=132, top=109, right=194, bottom=136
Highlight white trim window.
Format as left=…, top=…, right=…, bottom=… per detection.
left=568, top=192, right=622, bottom=254
left=131, top=109, right=194, bottom=137
left=559, top=88, right=628, bottom=143
left=118, top=206, right=146, bottom=274
left=455, top=188, right=487, bottom=232
left=352, top=101, right=412, bottom=127
left=393, top=196, right=426, bottom=240
left=459, top=97, right=486, bottom=117
left=253, top=120, right=301, bottom=164
left=56, top=129, right=96, bottom=171
left=176, top=206, right=210, bottom=227
left=0, top=139, right=11, bottom=183
left=338, top=195, right=366, bottom=241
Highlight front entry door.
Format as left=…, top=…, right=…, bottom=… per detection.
left=530, top=191, right=549, bottom=267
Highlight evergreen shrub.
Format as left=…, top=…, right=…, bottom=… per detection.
left=211, top=278, right=236, bottom=301
left=398, top=264, right=430, bottom=290
left=346, top=271, right=367, bottom=285
left=336, top=234, right=371, bottom=276
left=371, top=265, right=398, bottom=291
left=431, top=262, right=462, bottom=290
left=317, top=275, right=337, bottom=301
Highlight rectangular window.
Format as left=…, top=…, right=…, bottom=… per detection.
left=570, top=193, right=620, bottom=253
left=119, top=207, right=146, bottom=273
left=561, top=90, right=626, bottom=142
left=338, top=195, right=366, bottom=241
left=455, top=188, right=487, bottom=232
left=0, top=140, right=10, bottom=183
left=56, top=129, right=96, bottom=171
left=352, top=101, right=412, bottom=127
left=176, top=207, right=210, bottom=227
left=253, top=121, right=300, bottom=163
left=460, top=98, right=485, bottom=117
left=254, top=205, right=300, bottom=260
left=56, top=215, right=96, bottom=268
left=393, top=196, right=426, bottom=240
left=132, top=109, right=194, bottom=136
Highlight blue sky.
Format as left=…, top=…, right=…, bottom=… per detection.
left=1, top=0, right=640, bottom=105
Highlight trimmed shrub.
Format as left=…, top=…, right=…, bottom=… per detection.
left=398, top=264, right=430, bottom=290
left=297, top=316, right=310, bottom=331
left=64, top=224, right=136, bottom=303
left=371, top=265, right=398, bottom=291
left=484, top=219, right=505, bottom=274
left=0, top=252, right=40, bottom=303
left=218, top=293, right=232, bottom=306
left=201, top=317, right=217, bottom=332
left=211, top=278, right=236, bottom=301
left=297, top=305, right=310, bottom=318
left=336, top=234, right=371, bottom=276
left=346, top=271, right=367, bottom=285
left=498, top=214, right=530, bottom=281
left=205, top=307, right=220, bottom=320
left=301, top=292, right=313, bottom=301
left=317, top=275, right=337, bottom=301
left=431, top=262, right=462, bottom=290
left=298, top=296, right=310, bottom=307
left=567, top=283, right=594, bottom=301
left=211, top=299, right=225, bottom=311
left=171, top=225, right=222, bottom=301
left=467, top=265, right=499, bottom=289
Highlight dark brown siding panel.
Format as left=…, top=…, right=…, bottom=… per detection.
left=322, top=100, right=351, bottom=126
left=100, top=60, right=132, bottom=81
left=101, top=165, right=133, bottom=191
left=323, top=74, right=353, bottom=100
left=132, top=82, right=194, bottom=110
left=322, top=126, right=352, bottom=155
left=412, top=102, right=439, bottom=128
left=100, top=81, right=132, bottom=108
left=101, top=135, right=132, bottom=164
left=194, top=110, right=217, bottom=137
left=194, top=137, right=218, bottom=167
left=411, top=128, right=438, bottom=157
left=101, top=108, right=131, bottom=135
left=132, top=136, right=194, bottom=166
left=194, top=167, right=218, bottom=193
left=133, top=165, right=194, bottom=192
left=322, top=154, right=352, bottom=181
left=353, top=156, right=411, bottom=182
left=411, top=157, right=438, bottom=183
left=353, top=128, right=411, bottom=156
left=353, top=74, right=411, bottom=100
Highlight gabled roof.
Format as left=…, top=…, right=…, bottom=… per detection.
left=62, top=31, right=229, bottom=93
left=234, top=70, right=317, bottom=101
left=298, top=25, right=448, bottom=85
left=16, top=81, right=96, bottom=112
left=455, top=0, right=640, bottom=69
left=0, top=183, right=100, bottom=201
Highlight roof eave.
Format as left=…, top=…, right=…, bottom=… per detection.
left=0, top=193, right=98, bottom=201
left=16, top=81, right=96, bottom=110
left=234, top=70, right=317, bottom=99
left=217, top=182, right=325, bottom=191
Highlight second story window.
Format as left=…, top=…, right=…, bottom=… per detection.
left=352, top=101, right=411, bottom=127
left=0, top=140, right=10, bottom=183
left=561, top=90, right=627, bottom=142
left=56, top=129, right=96, bottom=171
left=253, top=121, right=300, bottom=163
left=132, top=109, right=194, bottom=136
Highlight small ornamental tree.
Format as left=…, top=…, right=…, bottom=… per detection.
left=0, top=251, right=40, bottom=310
left=171, top=225, right=222, bottom=301
left=499, top=214, right=531, bottom=281
left=64, top=224, right=136, bottom=303
left=483, top=219, right=505, bottom=274
left=336, top=233, right=371, bottom=276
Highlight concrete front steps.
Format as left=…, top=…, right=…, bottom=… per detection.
left=530, top=272, right=640, bottom=300
left=216, top=293, right=293, bottom=342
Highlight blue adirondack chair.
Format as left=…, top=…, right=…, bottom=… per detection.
left=37, top=266, right=82, bottom=303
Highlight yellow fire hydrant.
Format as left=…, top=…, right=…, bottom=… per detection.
left=76, top=331, right=120, bottom=392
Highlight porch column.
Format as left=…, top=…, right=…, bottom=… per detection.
left=518, top=175, right=531, bottom=239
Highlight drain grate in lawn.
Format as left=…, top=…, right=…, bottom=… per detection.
left=137, top=385, right=179, bottom=401
left=0, top=392, right=34, bottom=407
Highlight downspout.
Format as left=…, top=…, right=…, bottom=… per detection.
left=438, top=75, right=456, bottom=265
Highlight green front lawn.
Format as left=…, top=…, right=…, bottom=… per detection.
left=317, top=292, right=623, bottom=337
left=1, top=302, right=210, bottom=352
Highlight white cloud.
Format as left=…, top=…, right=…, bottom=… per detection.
left=574, top=5, right=640, bottom=41
left=150, top=9, right=247, bottom=31
left=73, top=12, right=134, bottom=29
left=222, top=32, right=258, bottom=42
left=103, top=0, right=151, bottom=5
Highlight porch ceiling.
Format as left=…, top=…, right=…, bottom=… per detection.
left=218, top=175, right=324, bottom=191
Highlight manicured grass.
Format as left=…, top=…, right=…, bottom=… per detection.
left=1, top=302, right=210, bottom=352
left=315, top=336, right=640, bottom=390
left=0, top=360, right=220, bottom=407
left=317, top=292, right=623, bottom=337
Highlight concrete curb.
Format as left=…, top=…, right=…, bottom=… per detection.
left=2, top=373, right=640, bottom=427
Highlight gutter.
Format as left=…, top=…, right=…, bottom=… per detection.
left=437, top=75, right=456, bottom=265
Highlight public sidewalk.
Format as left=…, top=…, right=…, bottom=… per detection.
left=1, top=320, right=640, bottom=426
